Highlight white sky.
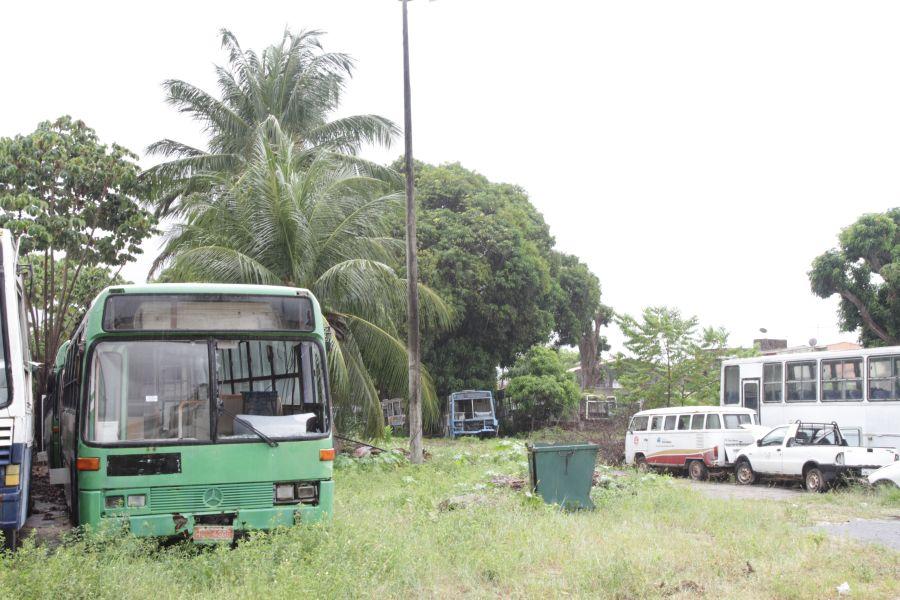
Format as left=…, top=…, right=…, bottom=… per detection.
left=2, top=1, right=898, bottom=353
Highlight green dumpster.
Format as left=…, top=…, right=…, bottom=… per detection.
left=527, top=442, right=599, bottom=510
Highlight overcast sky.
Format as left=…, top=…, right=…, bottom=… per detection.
left=2, top=1, right=898, bottom=353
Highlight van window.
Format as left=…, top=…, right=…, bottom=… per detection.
left=664, top=415, right=676, bottom=430
left=723, top=366, right=740, bottom=404
left=651, top=416, right=664, bottom=430
left=723, top=413, right=751, bottom=429
left=690, top=414, right=705, bottom=430
left=630, top=416, right=649, bottom=431
left=705, top=413, right=721, bottom=429
left=677, top=415, right=691, bottom=430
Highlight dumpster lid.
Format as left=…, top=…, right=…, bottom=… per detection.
left=528, top=442, right=599, bottom=452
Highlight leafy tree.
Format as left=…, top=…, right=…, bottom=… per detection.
left=809, top=208, right=900, bottom=346
left=505, top=345, right=581, bottom=430
left=154, top=118, right=450, bottom=435
left=145, top=28, right=399, bottom=216
left=614, top=307, right=747, bottom=407
left=0, top=116, right=155, bottom=405
left=399, top=161, right=599, bottom=398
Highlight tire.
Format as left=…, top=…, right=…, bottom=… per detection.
left=1, top=527, right=17, bottom=551
left=634, top=454, right=648, bottom=472
left=689, top=460, right=709, bottom=481
left=735, top=460, right=756, bottom=485
left=804, top=467, right=829, bottom=493
left=873, top=479, right=899, bottom=490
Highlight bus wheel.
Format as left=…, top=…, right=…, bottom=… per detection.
left=689, top=460, right=709, bottom=481
left=805, top=467, right=829, bottom=493
left=634, top=455, right=648, bottom=472
left=735, top=461, right=756, bottom=485
left=2, top=528, right=17, bottom=551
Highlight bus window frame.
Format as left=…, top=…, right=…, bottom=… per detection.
left=79, top=333, right=332, bottom=449
left=101, top=293, right=316, bottom=334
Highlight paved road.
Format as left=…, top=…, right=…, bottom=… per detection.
left=677, top=478, right=806, bottom=500
left=814, top=519, right=900, bottom=551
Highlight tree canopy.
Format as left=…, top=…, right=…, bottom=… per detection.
left=614, top=306, right=747, bottom=408
left=0, top=116, right=155, bottom=401
left=145, top=28, right=398, bottom=217
left=809, top=208, right=900, bottom=346
left=397, top=161, right=606, bottom=399
left=505, top=346, right=581, bottom=430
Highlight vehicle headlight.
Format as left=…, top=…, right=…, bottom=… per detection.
left=127, top=494, right=146, bottom=508
left=835, top=452, right=844, bottom=466
left=105, top=495, right=125, bottom=509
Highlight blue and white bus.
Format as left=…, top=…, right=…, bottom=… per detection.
left=0, top=229, right=34, bottom=549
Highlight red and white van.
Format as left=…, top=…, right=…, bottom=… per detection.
left=625, top=406, right=759, bottom=479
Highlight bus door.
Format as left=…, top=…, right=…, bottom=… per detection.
left=741, top=379, right=760, bottom=419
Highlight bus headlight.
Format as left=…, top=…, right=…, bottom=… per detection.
left=274, top=482, right=319, bottom=505
left=835, top=452, right=845, bottom=466
left=127, top=494, right=146, bottom=508
left=105, top=495, right=125, bottom=509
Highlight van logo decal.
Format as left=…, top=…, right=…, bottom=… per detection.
left=203, top=488, right=224, bottom=507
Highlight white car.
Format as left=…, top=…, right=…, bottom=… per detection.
left=867, top=462, right=900, bottom=489
left=734, top=422, right=899, bottom=492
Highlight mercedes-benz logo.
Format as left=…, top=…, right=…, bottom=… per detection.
left=203, top=487, right=224, bottom=507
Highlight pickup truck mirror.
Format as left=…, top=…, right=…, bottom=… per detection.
left=756, top=439, right=762, bottom=447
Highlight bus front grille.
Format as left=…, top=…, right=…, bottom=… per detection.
left=0, top=418, right=12, bottom=447
left=149, top=482, right=273, bottom=513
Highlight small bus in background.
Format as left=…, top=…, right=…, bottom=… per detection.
left=0, top=230, right=34, bottom=549
left=447, top=390, right=498, bottom=438
left=625, top=406, right=758, bottom=480
left=49, top=283, right=334, bottom=542
left=720, top=347, right=900, bottom=450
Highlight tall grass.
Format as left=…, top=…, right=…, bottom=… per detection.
left=1, top=438, right=897, bottom=599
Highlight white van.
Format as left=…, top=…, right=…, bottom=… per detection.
left=625, top=406, right=759, bottom=479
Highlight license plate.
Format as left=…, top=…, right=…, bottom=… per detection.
left=193, top=525, right=234, bottom=542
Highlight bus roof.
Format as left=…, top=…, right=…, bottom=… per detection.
left=633, top=405, right=757, bottom=417
left=720, top=345, right=900, bottom=367
left=96, top=282, right=312, bottom=299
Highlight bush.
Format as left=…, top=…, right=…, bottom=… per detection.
left=505, top=346, right=580, bottom=430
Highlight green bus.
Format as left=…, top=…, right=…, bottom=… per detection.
left=48, top=283, right=334, bottom=542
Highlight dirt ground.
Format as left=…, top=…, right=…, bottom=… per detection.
left=21, top=463, right=71, bottom=547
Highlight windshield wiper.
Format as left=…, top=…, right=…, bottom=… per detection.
left=216, top=400, right=279, bottom=447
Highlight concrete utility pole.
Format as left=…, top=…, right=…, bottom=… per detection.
left=401, top=0, right=423, bottom=464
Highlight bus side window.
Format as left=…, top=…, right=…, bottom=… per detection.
left=705, top=414, right=721, bottom=429
left=677, top=415, right=691, bottom=430
left=664, top=415, right=676, bottom=430
left=690, top=414, right=705, bottom=430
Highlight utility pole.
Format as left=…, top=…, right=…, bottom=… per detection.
left=402, top=0, right=423, bottom=464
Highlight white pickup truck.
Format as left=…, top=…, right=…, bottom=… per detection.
left=733, top=422, right=899, bottom=492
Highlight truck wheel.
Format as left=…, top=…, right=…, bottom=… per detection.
left=735, top=460, right=756, bottom=485
left=805, top=467, right=829, bottom=493
left=689, top=460, right=709, bottom=481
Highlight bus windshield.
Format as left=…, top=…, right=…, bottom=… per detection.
left=85, top=338, right=328, bottom=445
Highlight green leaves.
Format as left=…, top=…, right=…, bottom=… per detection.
left=809, top=208, right=900, bottom=346
left=156, top=122, right=449, bottom=437
left=505, top=346, right=581, bottom=427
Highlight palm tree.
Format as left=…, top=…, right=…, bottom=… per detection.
left=145, top=28, right=399, bottom=217
left=154, top=118, right=450, bottom=435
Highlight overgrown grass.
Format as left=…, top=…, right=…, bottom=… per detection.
left=1, top=437, right=898, bottom=599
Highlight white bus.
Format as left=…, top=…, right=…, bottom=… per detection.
left=720, top=347, right=900, bottom=451
left=625, top=406, right=759, bottom=479
left=0, top=229, right=34, bottom=549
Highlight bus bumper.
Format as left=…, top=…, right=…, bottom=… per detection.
left=0, top=444, right=30, bottom=530
left=86, top=479, right=334, bottom=538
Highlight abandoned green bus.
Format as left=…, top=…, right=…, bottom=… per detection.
left=49, top=283, right=334, bottom=542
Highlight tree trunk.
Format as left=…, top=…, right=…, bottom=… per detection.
left=402, top=0, right=423, bottom=464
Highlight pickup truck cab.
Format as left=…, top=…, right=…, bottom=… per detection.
left=734, top=421, right=899, bottom=492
